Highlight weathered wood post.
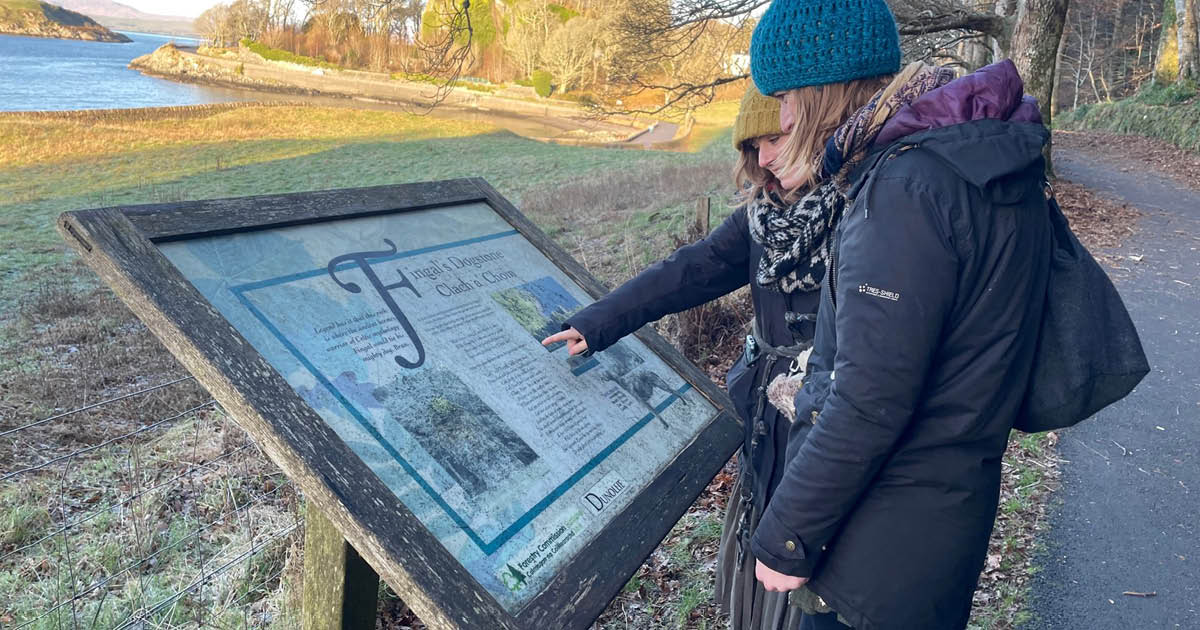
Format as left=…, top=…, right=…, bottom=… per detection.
left=302, top=505, right=382, bottom=630
left=694, top=196, right=712, bottom=238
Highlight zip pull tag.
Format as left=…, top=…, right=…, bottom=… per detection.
left=788, top=356, right=804, bottom=377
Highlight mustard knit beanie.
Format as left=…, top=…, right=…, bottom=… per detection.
left=732, top=86, right=783, bottom=150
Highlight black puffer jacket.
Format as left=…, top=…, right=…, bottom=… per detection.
left=749, top=117, right=1053, bottom=630
left=565, top=205, right=821, bottom=507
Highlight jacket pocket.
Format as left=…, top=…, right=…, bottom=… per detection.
left=786, top=369, right=832, bottom=462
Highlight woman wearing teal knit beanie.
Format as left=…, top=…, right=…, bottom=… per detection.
left=744, top=1, right=1055, bottom=630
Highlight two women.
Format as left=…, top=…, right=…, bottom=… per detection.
left=551, top=1, right=1054, bottom=627
left=544, top=84, right=831, bottom=629
left=746, top=2, right=1052, bottom=629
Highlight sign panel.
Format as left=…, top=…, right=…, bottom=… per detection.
left=58, top=179, right=741, bottom=629
left=156, top=202, right=717, bottom=609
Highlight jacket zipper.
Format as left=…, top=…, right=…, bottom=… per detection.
left=828, top=231, right=839, bottom=312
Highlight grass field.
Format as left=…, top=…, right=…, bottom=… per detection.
left=0, top=104, right=738, bottom=301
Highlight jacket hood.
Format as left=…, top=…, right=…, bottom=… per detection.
left=847, top=59, right=1048, bottom=192
left=875, top=59, right=1042, bottom=146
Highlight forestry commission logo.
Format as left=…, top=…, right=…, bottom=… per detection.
left=859, top=284, right=900, bottom=302
left=500, top=517, right=581, bottom=594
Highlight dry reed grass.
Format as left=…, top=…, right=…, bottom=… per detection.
left=1, top=264, right=211, bottom=471
left=0, top=106, right=492, bottom=169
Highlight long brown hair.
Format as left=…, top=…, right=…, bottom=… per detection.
left=775, top=75, right=892, bottom=195
left=732, top=143, right=780, bottom=208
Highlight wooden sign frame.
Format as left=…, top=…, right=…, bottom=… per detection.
left=57, top=178, right=742, bottom=629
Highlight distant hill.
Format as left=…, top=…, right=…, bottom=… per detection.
left=53, top=0, right=196, bottom=37
left=0, top=0, right=132, bottom=41
left=54, top=0, right=181, bottom=20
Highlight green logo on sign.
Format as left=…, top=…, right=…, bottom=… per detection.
left=500, top=563, right=528, bottom=593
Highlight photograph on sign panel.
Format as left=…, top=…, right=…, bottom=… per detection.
left=491, top=276, right=582, bottom=351
left=373, top=367, right=538, bottom=498
left=157, top=202, right=719, bottom=610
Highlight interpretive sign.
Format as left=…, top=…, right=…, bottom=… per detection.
left=57, top=179, right=741, bottom=629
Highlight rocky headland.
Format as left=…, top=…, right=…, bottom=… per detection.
left=0, top=0, right=131, bottom=42
left=128, top=43, right=313, bottom=93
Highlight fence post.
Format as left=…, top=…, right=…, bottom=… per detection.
left=302, top=504, right=381, bottom=630
left=694, top=196, right=712, bottom=238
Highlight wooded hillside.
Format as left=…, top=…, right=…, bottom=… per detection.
left=0, top=0, right=132, bottom=41
left=190, top=0, right=1200, bottom=121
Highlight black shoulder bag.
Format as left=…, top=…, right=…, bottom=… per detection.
left=1014, top=186, right=1150, bottom=433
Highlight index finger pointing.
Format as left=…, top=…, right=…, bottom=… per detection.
left=541, top=330, right=576, bottom=346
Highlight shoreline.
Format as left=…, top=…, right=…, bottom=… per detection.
left=132, top=65, right=329, bottom=99
left=0, top=101, right=302, bottom=121
left=0, top=27, right=130, bottom=43
left=125, top=44, right=684, bottom=147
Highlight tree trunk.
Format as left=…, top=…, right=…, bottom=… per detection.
left=1009, top=0, right=1071, bottom=174
left=994, top=0, right=1021, bottom=59
left=1051, top=18, right=1069, bottom=115
left=1179, top=0, right=1199, bottom=80
left=967, top=37, right=993, bottom=69
left=1156, top=0, right=1181, bottom=82
left=1177, top=0, right=1188, bottom=59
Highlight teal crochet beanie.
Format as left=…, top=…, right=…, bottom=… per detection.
left=750, top=0, right=902, bottom=96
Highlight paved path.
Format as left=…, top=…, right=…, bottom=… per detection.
left=1027, top=147, right=1200, bottom=628
left=625, top=121, right=680, bottom=146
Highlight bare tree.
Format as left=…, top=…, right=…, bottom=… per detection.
left=604, top=0, right=755, bottom=116
left=195, top=3, right=233, bottom=46
left=503, top=1, right=552, bottom=79
left=890, top=0, right=1013, bottom=54
left=541, top=17, right=599, bottom=92
left=1055, top=0, right=1161, bottom=110
left=1154, top=0, right=1181, bottom=81
left=227, top=0, right=270, bottom=41
left=261, top=0, right=297, bottom=29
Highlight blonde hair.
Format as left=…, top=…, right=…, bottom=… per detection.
left=775, top=75, right=893, bottom=196
left=732, top=143, right=781, bottom=208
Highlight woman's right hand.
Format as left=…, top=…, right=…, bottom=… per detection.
left=542, top=327, right=590, bottom=356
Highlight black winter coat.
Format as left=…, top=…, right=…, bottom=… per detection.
left=749, top=119, right=1054, bottom=630
left=566, top=205, right=822, bottom=508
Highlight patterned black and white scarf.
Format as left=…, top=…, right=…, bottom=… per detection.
left=747, top=182, right=844, bottom=294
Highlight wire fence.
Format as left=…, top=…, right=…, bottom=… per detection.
left=1, top=373, right=304, bottom=629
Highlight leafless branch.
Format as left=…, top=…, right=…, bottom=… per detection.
left=400, top=0, right=475, bottom=111
left=599, top=74, right=750, bottom=117
left=671, top=0, right=771, bottom=28
left=889, top=0, right=1014, bottom=50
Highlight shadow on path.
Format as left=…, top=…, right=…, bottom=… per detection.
left=1027, top=147, right=1200, bottom=629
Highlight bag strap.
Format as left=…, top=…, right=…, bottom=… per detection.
left=751, top=318, right=812, bottom=359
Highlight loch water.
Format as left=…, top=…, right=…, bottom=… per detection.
left=0, top=31, right=248, bottom=111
